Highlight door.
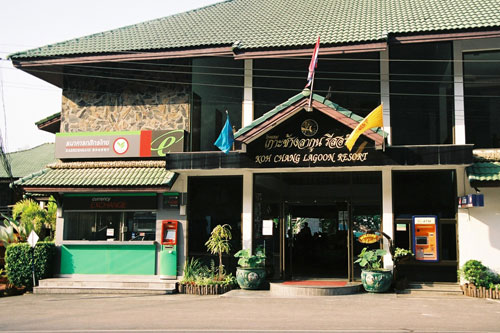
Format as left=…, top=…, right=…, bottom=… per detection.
left=281, top=202, right=350, bottom=279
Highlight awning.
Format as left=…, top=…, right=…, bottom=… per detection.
left=12, top=160, right=177, bottom=193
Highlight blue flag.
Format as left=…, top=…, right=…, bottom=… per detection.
left=214, top=114, right=234, bottom=154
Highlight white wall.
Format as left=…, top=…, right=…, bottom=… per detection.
left=458, top=181, right=500, bottom=275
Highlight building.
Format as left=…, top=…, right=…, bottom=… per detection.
left=8, top=0, right=500, bottom=282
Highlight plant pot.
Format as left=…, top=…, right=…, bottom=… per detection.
left=361, top=269, right=392, bottom=293
left=236, top=267, right=265, bottom=290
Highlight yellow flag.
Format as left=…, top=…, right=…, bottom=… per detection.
left=345, top=104, right=383, bottom=151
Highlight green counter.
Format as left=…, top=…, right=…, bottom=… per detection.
left=60, top=242, right=157, bottom=275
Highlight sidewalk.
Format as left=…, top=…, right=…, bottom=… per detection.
left=0, top=291, right=499, bottom=332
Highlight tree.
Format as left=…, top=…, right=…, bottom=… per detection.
left=205, top=224, right=232, bottom=280
left=11, top=197, right=57, bottom=241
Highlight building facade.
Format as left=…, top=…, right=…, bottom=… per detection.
left=9, top=0, right=500, bottom=282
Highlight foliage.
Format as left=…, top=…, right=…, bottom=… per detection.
left=12, top=198, right=57, bottom=240
left=180, top=257, right=236, bottom=287
left=354, top=247, right=387, bottom=271
left=234, top=245, right=266, bottom=268
left=459, top=260, right=500, bottom=288
left=205, top=224, right=232, bottom=279
left=4, top=242, right=56, bottom=290
left=0, top=214, right=31, bottom=245
left=394, top=248, right=413, bottom=261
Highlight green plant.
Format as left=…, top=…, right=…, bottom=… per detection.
left=181, top=257, right=203, bottom=283
left=234, top=245, right=266, bottom=268
left=205, top=224, right=232, bottom=279
left=4, top=242, right=56, bottom=290
left=12, top=197, right=57, bottom=240
left=354, top=247, right=387, bottom=271
left=459, top=260, right=500, bottom=288
left=394, top=248, right=413, bottom=260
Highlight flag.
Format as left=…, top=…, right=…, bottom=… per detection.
left=214, top=114, right=234, bottom=154
left=345, top=104, right=384, bottom=151
left=305, top=36, right=320, bottom=88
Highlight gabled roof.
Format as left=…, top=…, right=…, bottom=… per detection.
left=12, top=160, right=177, bottom=192
left=9, top=0, right=500, bottom=60
left=0, top=143, right=57, bottom=179
left=235, top=90, right=386, bottom=145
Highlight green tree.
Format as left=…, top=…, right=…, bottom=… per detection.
left=11, top=197, right=57, bottom=241
left=205, top=224, right=232, bottom=279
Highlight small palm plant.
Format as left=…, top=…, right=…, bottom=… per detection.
left=205, top=224, right=232, bottom=280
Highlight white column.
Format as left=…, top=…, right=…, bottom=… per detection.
left=55, top=206, right=64, bottom=245
left=453, top=40, right=466, bottom=145
left=380, top=49, right=391, bottom=145
left=382, top=168, right=394, bottom=270
left=242, top=59, right=254, bottom=127
left=242, top=171, right=253, bottom=251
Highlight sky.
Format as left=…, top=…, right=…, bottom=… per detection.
left=0, top=0, right=222, bottom=153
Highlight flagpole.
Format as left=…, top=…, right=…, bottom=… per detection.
left=307, top=70, right=315, bottom=112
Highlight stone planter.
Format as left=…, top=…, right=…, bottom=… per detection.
left=361, top=269, right=392, bottom=293
left=236, top=267, right=266, bottom=290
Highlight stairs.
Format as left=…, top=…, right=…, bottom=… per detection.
left=397, top=282, right=464, bottom=298
left=34, top=275, right=177, bottom=294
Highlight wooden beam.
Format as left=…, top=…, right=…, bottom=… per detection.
left=12, top=46, right=234, bottom=67
left=22, top=187, right=171, bottom=193
left=392, top=30, right=500, bottom=44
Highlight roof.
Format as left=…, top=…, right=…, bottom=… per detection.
left=9, top=0, right=500, bottom=60
left=467, top=162, right=500, bottom=186
left=0, top=143, right=57, bottom=179
left=235, top=89, right=386, bottom=144
left=12, top=160, right=177, bottom=190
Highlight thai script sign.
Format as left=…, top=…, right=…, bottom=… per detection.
left=56, top=130, right=184, bottom=159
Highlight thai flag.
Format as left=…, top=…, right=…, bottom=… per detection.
left=305, top=36, right=320, bottom=88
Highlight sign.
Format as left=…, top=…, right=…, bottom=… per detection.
left=458, top=194, right=484, bottom=208
left=262, top=220, right=274, bottom=236
left=163, top=193, right=180, bottom=209
left=64, top=194, right=157, bottom=210
left=106, top=228, right=115, bottom=237
left=247, top=110, right=384, bottom=168
left=27, top=230, right=39, bottom=248
left=358, top=233, right=381, bottom=244
left=412, top=216, right=439, bottom=262
left=56, top=130, right=185, bottom=159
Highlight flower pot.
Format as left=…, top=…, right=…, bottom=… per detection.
left=236, top=267, right=265, bottom=290
left=361, top=269, right=392, bottom=293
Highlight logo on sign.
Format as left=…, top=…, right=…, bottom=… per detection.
left=358, top=233, right=381, bottom=244
left=113, top=137, right=129, bottom=155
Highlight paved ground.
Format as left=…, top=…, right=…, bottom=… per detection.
left=0, top=291, right=499, bottom=332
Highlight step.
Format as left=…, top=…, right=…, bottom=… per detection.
left=34, top=276, right=177, bottom=294
left=397, top=282, right=463, bottom=297
left=270, top=281, right=363, bottom=296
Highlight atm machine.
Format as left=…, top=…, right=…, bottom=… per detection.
left=159, top=220, right=178, bottom=279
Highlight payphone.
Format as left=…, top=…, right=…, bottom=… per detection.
left=159, top=220, right=178, bottom=279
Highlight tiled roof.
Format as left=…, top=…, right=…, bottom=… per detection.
left=9, top=0, right=500, bottom=59
left=467, top=162, right=500, bottom=183
left=0, top=143, right=57, bottom=179
left=12, top=160, right=177, bottom=189
left=234, top=90, right=386, bottom=139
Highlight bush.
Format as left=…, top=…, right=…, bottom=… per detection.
left=459, top=260, right=500, bottom=288
left=5, top=242, right=56, bottom=290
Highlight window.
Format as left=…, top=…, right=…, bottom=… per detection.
left=464, top=50, right=500, bottom=148
left=64, top=211, right=156, bottom=241
left=390, top=42, right=454, bottom=145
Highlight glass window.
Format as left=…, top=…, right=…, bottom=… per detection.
left=390, top=42, right=454, bottom=145
left=392, top=170, right=456, bottom=219
left=464, top=50, right=500, bottom=148
left=253, top=52, right=380, bottom=120
left=63, top=211, right=156, bottom=241
left=191, top=57, right=243, bottom=151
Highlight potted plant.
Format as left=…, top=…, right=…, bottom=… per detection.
left=234, top=245, right=266, bottom=289
left=355, top=247, right=392, bottom=293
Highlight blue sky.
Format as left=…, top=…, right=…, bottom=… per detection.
left=0, top=0, right=222, bottom=152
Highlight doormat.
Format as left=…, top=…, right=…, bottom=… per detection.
left=282, top=280, right=348, bottom=287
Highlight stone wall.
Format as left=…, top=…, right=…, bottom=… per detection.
left=60, top=64, right=191, bottom=133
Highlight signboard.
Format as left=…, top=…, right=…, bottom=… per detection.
left=458, top=194, right=484, bottom=208
left=247, top=110, right=384, bottom=168
left=358, top=233, right=381, bottom=244
left=56, top=130, right=184, bottom=159
left=412, top=216, right=439, bottom=262
left=163, top=193, right=180, bottom=209
left=262, top=219, right=274, bottom=236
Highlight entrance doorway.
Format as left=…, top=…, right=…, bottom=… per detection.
left=253, top=172, right=382, bottom=281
